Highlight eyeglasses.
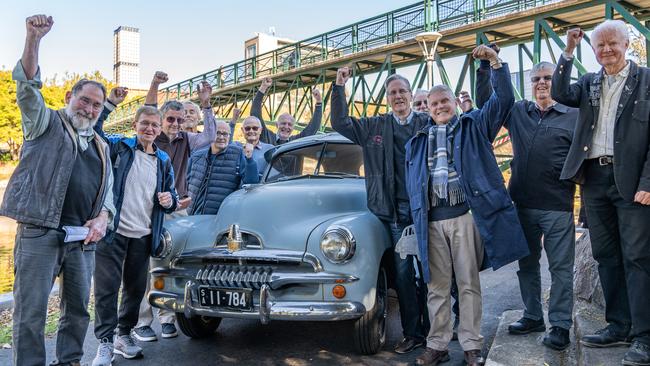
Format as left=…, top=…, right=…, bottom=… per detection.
left=244, top=126, right=260, bottom=131
left=413, top=100, right=427, bottom=107
left=165, top=116, right=185, bottom=124
left=531, top=75, right=553, bottom=83
left=137, top=121, right=161, bottom=129
left=387, top=89, right=411, bottom=97
left=215, top=131, right=231, bottom=137
left=78, top=96, right=103, bottom=111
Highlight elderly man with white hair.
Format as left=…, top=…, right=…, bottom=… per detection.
left=552, top=20, right=650, bottom=365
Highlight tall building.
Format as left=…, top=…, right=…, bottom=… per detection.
left=113, top=26, right=140, bottom=89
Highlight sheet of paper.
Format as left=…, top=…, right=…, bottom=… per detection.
left=62, top=226, right=89, bottom=243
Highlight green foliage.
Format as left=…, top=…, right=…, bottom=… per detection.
left=0, top=68, right=116, bottom=160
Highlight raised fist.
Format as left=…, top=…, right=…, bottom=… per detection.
left=232, top=107, right=242, bottom=120
left=312, top=88, right=322, bottom=103
left=108, top=87, right=129, bottom=106
left=336, top=67, right=352, bottom=86
left=198, top=81, right=212, bottom=106
left=157, top=191, right=173, bottom=209
left=152, top=71, right=168, bottom=85
left=26, top=15, right=53, bottom=40
left=243, top=143, right=254, bottom=159
left=457, top=91, right=474, bottom=113
left=260, top=77, right=273, bottom=93
left=471, top=45, right=498, bottom=62
left=565, top=28, right=584, bottom=55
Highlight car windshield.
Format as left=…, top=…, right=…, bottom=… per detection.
left=265, top=142, right=364, bottom=183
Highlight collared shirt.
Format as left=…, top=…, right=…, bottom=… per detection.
left=589, top=61, right=631, bottom=158
left=392, top=110, right=415, bottom=125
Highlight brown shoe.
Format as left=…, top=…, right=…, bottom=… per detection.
left=464, top=349, right=485, bottom=366
left=414, top=347, right=450, bottom=366
left=395, top=336, right=425, bottom=354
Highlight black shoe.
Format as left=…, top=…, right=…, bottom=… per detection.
left=395, top=336, right=425, bottom=354
left=452, top=316, right=459, bottom=341
left=542, top=326, right=570, bottom=351
left=508, top=317, right=545, bottom=335
left=623, top=341, right=650, bottom=366
left=581, top=326, right=631, bottom=348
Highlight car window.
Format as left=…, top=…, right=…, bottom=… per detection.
left=265, top=143, right=364, bottom=183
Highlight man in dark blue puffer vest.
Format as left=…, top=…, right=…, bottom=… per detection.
left=187, top=120, right=260, bottom=215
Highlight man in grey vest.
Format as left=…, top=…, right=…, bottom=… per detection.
left=0, top=15, right=116, bottom=366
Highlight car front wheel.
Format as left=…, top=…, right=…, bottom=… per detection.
left=176, top=313, right=222, bottom=338
left=353, top=265, right=388, bottom=354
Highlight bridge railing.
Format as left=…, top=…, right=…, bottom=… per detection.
left=107, top=0, right=561, bottom=125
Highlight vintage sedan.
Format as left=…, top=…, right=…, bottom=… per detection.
left=149, top=133, right=395, bottom=354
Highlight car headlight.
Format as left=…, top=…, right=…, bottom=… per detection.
left=320, top=225, right=356, bottom=263
left=152, top=228, right=173, bottom=259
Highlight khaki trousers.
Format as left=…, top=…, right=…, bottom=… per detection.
left=426, top=212, right=484, bottom=351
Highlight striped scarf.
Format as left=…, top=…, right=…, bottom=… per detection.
left=427, top=116, right=465, bottom=207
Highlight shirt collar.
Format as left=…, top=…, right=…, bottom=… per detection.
left=603, top=61, right=631, bottom=80
left=392, top=110, right=415, bottom=125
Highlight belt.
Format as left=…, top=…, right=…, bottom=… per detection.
left=589, top=156, right=613, bottom=166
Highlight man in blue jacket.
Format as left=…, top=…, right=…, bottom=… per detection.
left=91, top=102, right=178, bottom=365
left=406, top=45, right=529, bottom=366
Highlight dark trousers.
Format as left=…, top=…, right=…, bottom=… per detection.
left=387, top=221, right=430, bottom=340
left=94, top=232, right=152, bottom=340
left=583, top=161, right=650, bottom=345
left=13, top=225, right=95, bottom=366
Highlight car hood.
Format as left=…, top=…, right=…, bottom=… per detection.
left=182, top=178, right=368, bottom=253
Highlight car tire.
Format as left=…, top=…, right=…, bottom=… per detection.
left=176, top=313, right=222, bottom=338
left=353, top=265, right=388, bottom=355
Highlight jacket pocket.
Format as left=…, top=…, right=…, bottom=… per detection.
left=632, top=100, right=650, bottom=122
left=468, top=176, right=512, bottom=217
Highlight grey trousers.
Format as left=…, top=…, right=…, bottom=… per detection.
left=426, top=212, right=484, bottom=351
left=516, top=207, right=575, bottom=330
left=13, top=224, right=95, bottom=366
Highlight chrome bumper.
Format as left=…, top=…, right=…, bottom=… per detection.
left=149, top=282, right=366, bottom=323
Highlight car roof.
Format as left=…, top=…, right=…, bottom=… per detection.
left=271, top=132, right=353, bottom=156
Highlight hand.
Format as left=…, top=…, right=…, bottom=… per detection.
left=232, top=108, right=242, bottom=121
left=26, top=15, right=53, bottom=40
left=565, top=28, right=584, bottom=55
left=157, top=192, right=173, bottom=209
left=177, top=197, right=192, bottom=210
left=198, top=81, right=212, bottom=107
left=472, top=45, right=498, bottom=62
left=259, top=77, right=273, bottom=93
left=243, top=143, right=254, bottom=159
left=336, top=67, right=352, bottom=86
left=312, top=88, right=322, bottom=103
left=152, top=71, right=168, bottom=85
left=634, top=191, right=650, bottom=205
left=487, top=43, right=500, bottom=54
left=457, top=91, right=474, bottom=113
left=83, top=211, right=108, bottom=245
left=108, top=87, right=128, bottom=106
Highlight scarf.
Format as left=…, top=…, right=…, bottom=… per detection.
left=427, top=116, right=465, bottom=207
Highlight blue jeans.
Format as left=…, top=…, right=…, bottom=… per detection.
left=13, top=224, right=95, bottom=366
left=387, top=221, right=430, bottom=340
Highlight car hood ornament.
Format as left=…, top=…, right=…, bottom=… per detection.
left=227, top=224, right=243, bottom=252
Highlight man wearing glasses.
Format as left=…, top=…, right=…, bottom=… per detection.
left=477, top=61, right=578, bottom=350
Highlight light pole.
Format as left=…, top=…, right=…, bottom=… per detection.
left=415, top=31, right=443, bottom=90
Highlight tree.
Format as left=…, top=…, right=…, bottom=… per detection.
left=629, top=27, right=647, bottom=67
left=0, top=69, right=116, bottom=160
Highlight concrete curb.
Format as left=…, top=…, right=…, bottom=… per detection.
left=0, top=284, right=59, bottom=311
left=574, top=301, right=628, bottom=366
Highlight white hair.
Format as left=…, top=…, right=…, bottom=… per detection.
left=428, top=84, right=455, bottom=100
left=591, top=20, right=629, bottom=47
left=531, top=61, right=556, bottom=75
left=413, top=89, right=428, bottom=98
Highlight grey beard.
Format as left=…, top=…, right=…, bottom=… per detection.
left=65, top=106, right=98, bottom=131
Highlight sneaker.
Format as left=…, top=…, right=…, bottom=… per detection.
left=132, top=326, right=158, bottom=342
left=542, top=326, right=570, bottom=351
left=508, top=317, right=546, bottom=335
left=581, top=326, right=630, bottom=348
left=92, top=338, right=114, bottom=366
left=623, top=341, right=650, bottom=366
left=394, top=336, right=425, bottom=354
left=113, top=334, right=143, bottom=359
left=161, top=322, right=178, bottom=338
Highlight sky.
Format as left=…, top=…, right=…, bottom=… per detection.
left=1, top=0, right=605, bottom=94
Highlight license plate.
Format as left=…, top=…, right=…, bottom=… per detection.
left=198, top=287, right=253, bottom=311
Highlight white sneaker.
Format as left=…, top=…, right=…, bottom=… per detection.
left=114, top=334, right=143, bottom=359
left=92, top=338, right=114, bottom=366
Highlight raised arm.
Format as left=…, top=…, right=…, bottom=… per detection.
left=551, top=29, right=586, bottom=108
left=330, top=67, right=370, bottom=145
left=253, top=77, right=276, bottom=144
left=228, top=107, right=241, bottom=143
left=95, top=86, right=129, bottom=143
left=188, top=81, right=217, bottom=151
left=294, top=87, right=323, bottom=139
left=240, top=143, right=260, bottom=184
left=145, top=71, right=168, bottom=106
left=14, top=15, right=54, bottom=141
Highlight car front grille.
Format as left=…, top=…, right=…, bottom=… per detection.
left=195, top=264, right=272, bottom=289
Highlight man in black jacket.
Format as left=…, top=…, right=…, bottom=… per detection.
left=331, top=68, right=430, bottom=354
left=552, top=20, right=650, bottom=365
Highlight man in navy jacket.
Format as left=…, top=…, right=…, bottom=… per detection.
left=405, top=45, right=529, bottom=366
